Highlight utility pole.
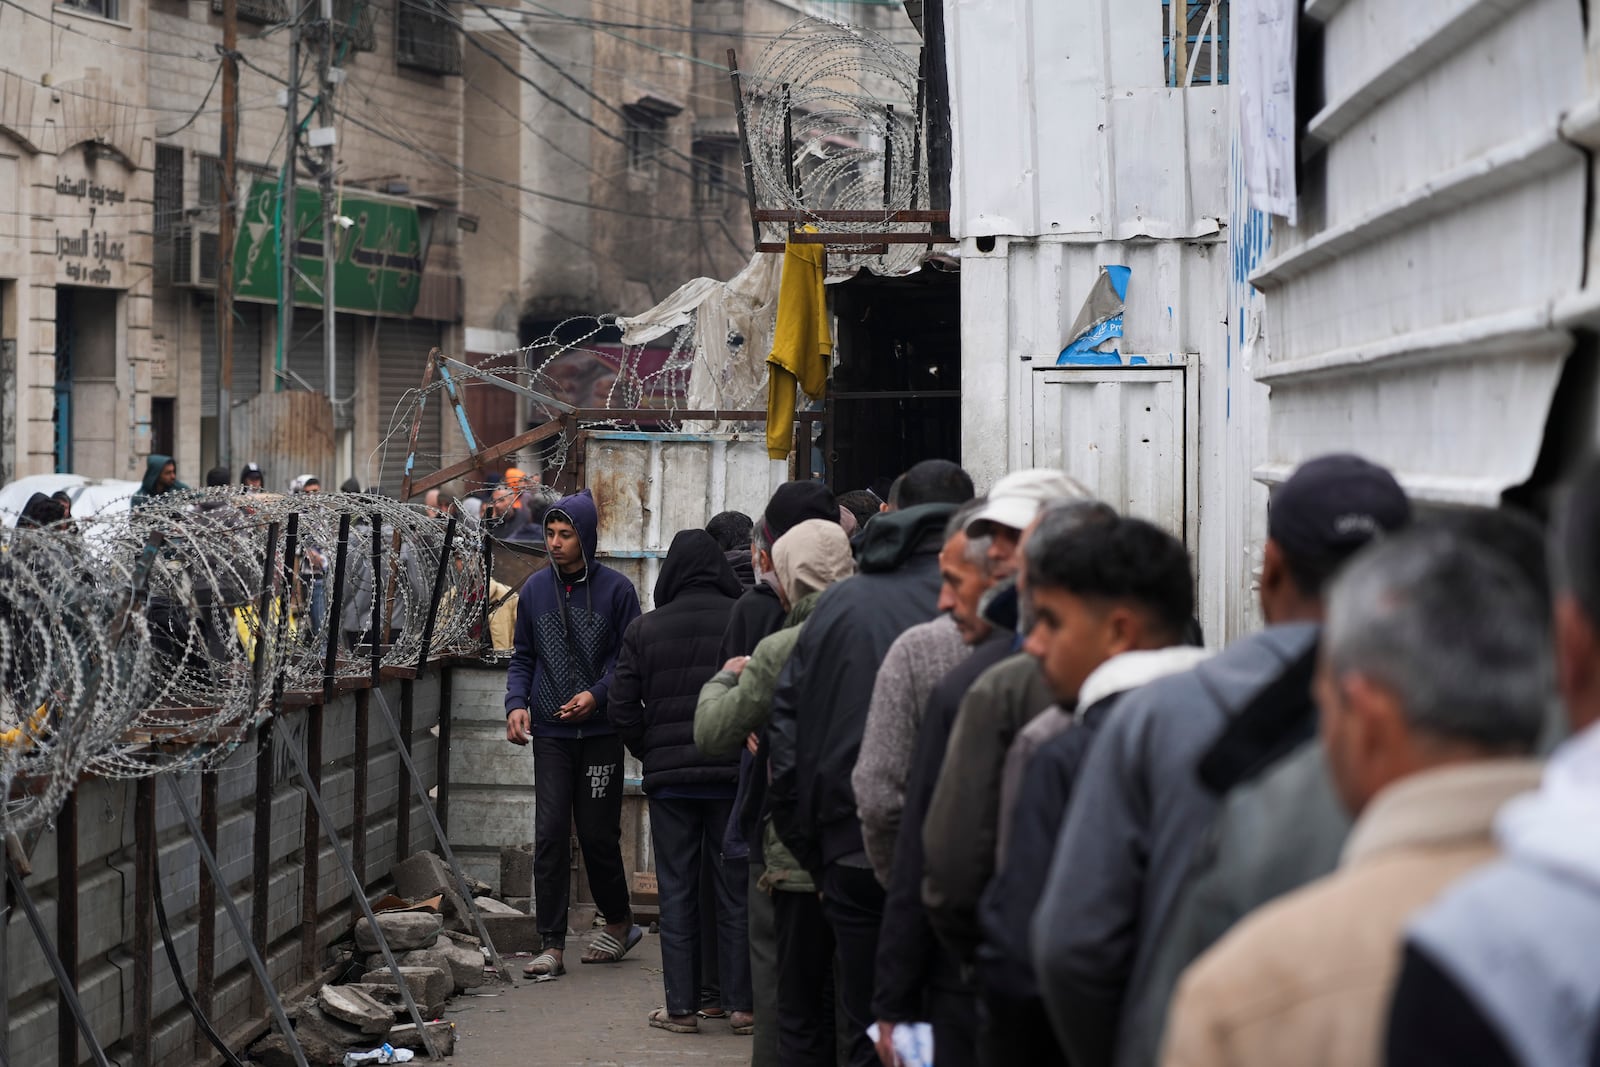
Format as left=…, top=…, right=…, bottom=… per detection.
left=216, top=0, right=240, bottom=471
left=277, top=9, right=300, bottom=392
left=317, top=0, right=342, bottom=480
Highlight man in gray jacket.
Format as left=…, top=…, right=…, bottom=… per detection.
left=1031, top=454, right=1410, bottom=1067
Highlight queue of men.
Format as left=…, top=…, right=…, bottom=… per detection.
left=504, top=453, right=1600, bottom=1067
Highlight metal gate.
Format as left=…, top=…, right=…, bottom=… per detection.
left=376, top=319, right=442, bottom=493
left=287, top=309, right=357, bottom=428
left=197, top=296, right=263, bottom=417
left=1028, top=363, right=1196, bottom=542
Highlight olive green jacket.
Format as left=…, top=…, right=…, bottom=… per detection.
left=695, top=591, right=821, bottom=893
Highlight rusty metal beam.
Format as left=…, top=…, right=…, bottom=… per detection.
left=57, top=789, right=80, bottom=1067
left=402, top=418, right=565, bottom=501
left=299, top=705, right=324, bottom=979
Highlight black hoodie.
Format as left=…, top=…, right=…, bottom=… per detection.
left=609, top=529, right=743, bottom=794
left=767, top=502, right=956, bottom=872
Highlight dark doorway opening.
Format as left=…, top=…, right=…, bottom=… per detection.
left=150, top=397, right=175, bottom=460
left=54, top=286, right=119, bottom=476
left=828, top=264, right=961, bottom=493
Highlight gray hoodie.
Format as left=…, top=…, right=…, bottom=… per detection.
left=1030, top=622, right=1320, bottom=1067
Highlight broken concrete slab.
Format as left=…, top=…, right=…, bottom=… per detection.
left=355, top=910, right=443, bottom=952
left=318, top=984, right=395, bottom=1035
left=388, top=1020, right=457, bottom=1057
left=504, top=895, right=532, bottom=915
left=343, top=983, right=410, bottom=1019
left=479, top=912, right=541, bottom=953
left=501, top=843, right=535, bottom=898
left=473, top=895, right=522, bottom=915
left=391, top=851, right=453, bottom=901
left=250, top=1031, right=346, bottom=1067
left=430, top=935, right=489, bottom=990
left=360, top=966, right=451, bottom=1017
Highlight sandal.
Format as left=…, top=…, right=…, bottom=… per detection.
left=523, top=951, right=565, bottom=978
left=730, top=1011, right=755, bottom=1036
left=649, top=1007, right=698, bottom=1033
left=581, top=924, right=644, bottom=964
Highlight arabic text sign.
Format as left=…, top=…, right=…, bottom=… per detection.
left=232, top=180, right=424, bottom=315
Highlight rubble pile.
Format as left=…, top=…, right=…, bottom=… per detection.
left=248, top=851, right=531, bottom=1065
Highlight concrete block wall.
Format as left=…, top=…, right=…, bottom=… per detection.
left=4, top=672, right=442, bottom=1067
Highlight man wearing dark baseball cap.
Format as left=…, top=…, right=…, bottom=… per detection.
left=1033, top=454, right=1412, bottom=1067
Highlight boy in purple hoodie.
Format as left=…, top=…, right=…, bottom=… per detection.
left=505, top=489, right=643, bottom=974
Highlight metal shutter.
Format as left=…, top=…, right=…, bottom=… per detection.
left=288, top=308, right=357, bottom=429
left=375, top=318, right=442, bottom=495
left=198, top=296, right=264, bottom=417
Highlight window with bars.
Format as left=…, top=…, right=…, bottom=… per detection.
left=209, top=0, right=287, bottom=23
left=197, top=153, right=223, bottom=207
left=154, top=145, right=184, bottom=237
left=332, top=0, right=377, bottom=53
left=397, top=0, right=463, bottom=75
left=1163, top=0, right=1229, bottom=87
left=693, top=139, right=735, bottom=212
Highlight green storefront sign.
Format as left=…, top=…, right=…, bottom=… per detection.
left=233, top=180, right=424, bottom=316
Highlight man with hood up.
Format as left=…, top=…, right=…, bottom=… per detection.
left=132, top=454, right=188, bottom=508
left=768, top=458, right=975, bottom=1067
left=505, top=489, right=643, bottom=976
left=610, top=529, right=748, bottom=1036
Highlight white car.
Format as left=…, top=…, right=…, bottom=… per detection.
left=0, top=474, right=142, bottom=528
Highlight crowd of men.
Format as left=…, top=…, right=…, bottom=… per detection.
left=501, top=454, right=1600, bottom=1067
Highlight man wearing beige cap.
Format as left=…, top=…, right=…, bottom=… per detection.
left=967, top=468, right=1093, bottom=578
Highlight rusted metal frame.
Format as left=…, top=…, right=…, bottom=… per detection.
left=7, top=849, right=113, bottom=1067
left=164, top=775, right=311, bottom=1067
left=372, top=688, right=514, bottom=983
left=883, top=104, right=895, bottom=209
left=440, top=356, right=576, bottom=415
left=299, top=703, right=324, bottom=979
left=351, top=688, right=370, bottom=920
left=435, top=669, right=452, bottom=839
left=370, top=509, right=384, bottom=687
left=403, top=418, right=565, bottom=501
left=911, top=48, right=926, bottom=212
left=323, top=513, right=353, bottom=703
left=57, top=774, right=81, bottom=1067
left=727, top=49, right=763, bottom=248
left=434, top=356, right=481, bottom=455
left=397, top=348, right=441, bottom=507
left=788, top=231, right=957, bottom=245
left=415, top=515, right=458, bottom=676
left=756, top=241, right=890, bottom=254
left=274, top=710, right=444, bottom=1061
left=193, top=769, right=219, bottom=1060
left=750, top=209, right=948, bottom=223
left=254, top=514, right=299, bottom=1007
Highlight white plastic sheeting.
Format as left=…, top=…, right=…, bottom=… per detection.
left=1251, top=0, right=1588, bottom=504
left=944, top=0, right=1229, bottom=240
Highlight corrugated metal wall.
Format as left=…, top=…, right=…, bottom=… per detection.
left=286, top=310, right=358, bottom=431
left=586, top=431, right=780, bottom=610
left=375, top=319, right=442, bottom=493
left=1250, top=0, right=1588, bottom=504
left=229, top=390, right=336, bottom=493
left=197, top=296, right=263, bottom=418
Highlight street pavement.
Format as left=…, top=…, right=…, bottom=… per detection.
left=442, top=931, right=754, bottom=1066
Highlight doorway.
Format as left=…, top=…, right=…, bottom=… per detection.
left=54, top=287, right=121, bottom=476
left=828, top=264, right=961, bottom=493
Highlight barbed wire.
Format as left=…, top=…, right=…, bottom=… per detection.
left=0, top=488, right=491, bottom=837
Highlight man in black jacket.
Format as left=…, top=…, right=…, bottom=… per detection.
left=768, top=458, right=975, bottom=1067
left=610, top=529, right=748, bottom=1035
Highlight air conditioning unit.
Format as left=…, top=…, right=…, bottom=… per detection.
left=172, top=223, right=220, bottom=288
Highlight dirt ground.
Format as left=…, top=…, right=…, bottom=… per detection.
left=440, top=931, right=753, bottom=1067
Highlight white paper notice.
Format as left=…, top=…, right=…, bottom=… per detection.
left=1236, top=0, right=1299, bottom=224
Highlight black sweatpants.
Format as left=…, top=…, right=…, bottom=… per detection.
left=821, top=863, right=886, bottom=1067
left=532, top=733, right=631, bottom=951
left=773, top=888, right=836, bottom=1067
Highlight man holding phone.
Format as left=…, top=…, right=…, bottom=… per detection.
left=505, top=489, right=643, bottom=976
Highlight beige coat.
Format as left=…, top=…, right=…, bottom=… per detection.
left=1161, top=759, right=1544, bottom=1067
